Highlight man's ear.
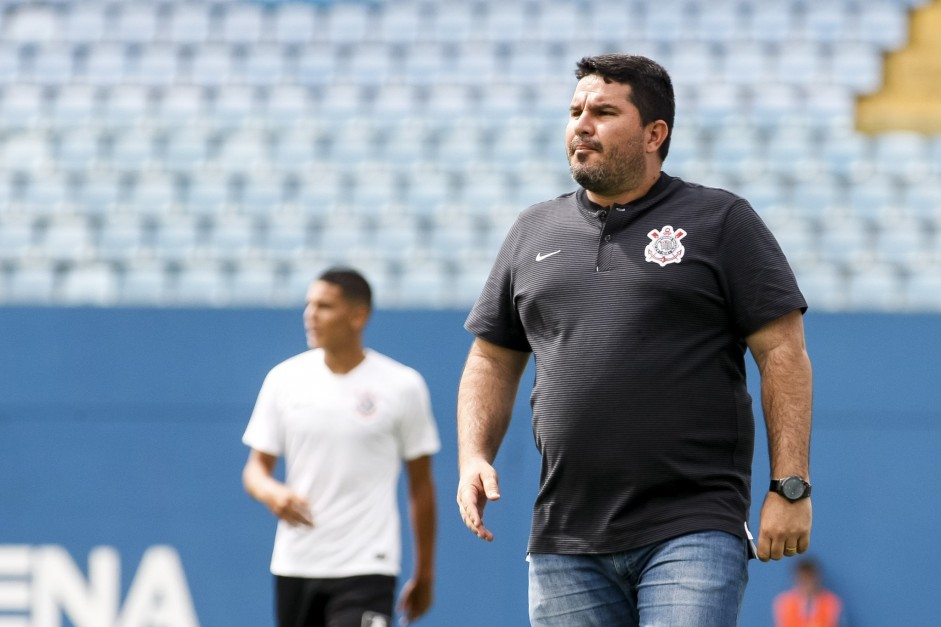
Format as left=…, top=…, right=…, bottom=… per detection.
left=350, top=303, right=371, bottom=331
left=646, top=120, right=669, bottom=154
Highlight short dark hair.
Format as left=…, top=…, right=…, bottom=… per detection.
left=574, top=54, right=675, bottom=161
left=795, top=557, right=821, bottom=576
left=317, top=267, right=372, bottom=311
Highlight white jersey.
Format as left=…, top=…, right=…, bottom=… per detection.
left=242, top=348, right=440, bottom=578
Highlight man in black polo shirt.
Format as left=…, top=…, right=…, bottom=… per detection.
left=456, top=54, right=813, bottom=626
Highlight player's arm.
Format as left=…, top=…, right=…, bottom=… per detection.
left=397, top=455, right=436, bottom=624
left=747, top=309, right=813, bottom=561
left=456, top=337, right=530, bottom=541
left=242, top=449, right=313, bottom=526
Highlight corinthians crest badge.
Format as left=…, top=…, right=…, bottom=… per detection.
left=645, top=225, right=687, bottom=267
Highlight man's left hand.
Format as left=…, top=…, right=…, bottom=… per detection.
left=756, top=493, right=812, bottom=562
left=397, top=576, right=433, bottom=624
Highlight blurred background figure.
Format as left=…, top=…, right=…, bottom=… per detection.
left=774, top=557, right=845, bottom=627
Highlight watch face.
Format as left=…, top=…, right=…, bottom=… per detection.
left=782, top=477, right=805, bottom=500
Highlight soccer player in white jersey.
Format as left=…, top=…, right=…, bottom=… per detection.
left=243, top=268, right=440, bottom=627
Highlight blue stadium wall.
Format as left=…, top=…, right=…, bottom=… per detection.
left=1, top=308, right=939, bottom=626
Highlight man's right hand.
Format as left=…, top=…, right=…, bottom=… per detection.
left=267, top=484, right=313, bottom=527
left=456, top=458, right=501, bottom=542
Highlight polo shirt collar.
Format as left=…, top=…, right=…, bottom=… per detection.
left=576, top=172, right=674, bottom=218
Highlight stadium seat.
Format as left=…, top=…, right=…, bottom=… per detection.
left=773, top=41, right=827, bottom=87
left=167, top=4, right=214, bottom=45
left=209, top=129, right=269, bottom=174
left=905, top=181, right=941, bottom=224
left=799, top=1, right=853, bottom=44
left=189, top=45, right=234, bottom=88
left=99, top=85, right=152, bottom=130
left=163, top=129, right=210, bottom=174
left=36, top=214, right=95, bottom=263
left=114, top=4, right=159, bottom=44
left=905, top=268, right=941, bottom=310
left=830, top=42, right=884, bottom=93
left=794, top=263, right=846, bottom=311
left=241, top=44, right=285, bottom=88
left=30, top=44, right=74, bottom=86
left=74, top=172, right=124, bottom=216
left=48, top=84, right=98, bottom=129
left=586, top=1, right=642, bottom=47
left=263, top=212, right=309, bottom=262
left=344, top=42, right=399, bottom=86
left=0, top=213, right=37, bottom=264
left=390, top=262, right=454, bottom=308
left=376, top=2, right=430, bottom=44
left=749, top=2, right=799, bottom=45
left=61, top=261, right=119, bottom=305
left=428, top=3, right=479, bottom=43
left=668, top=42, right=721, bottom=88
left=96, top=214, right=147, bottom=263
left=130, top=172, right=179, bottom=217
left=695, top=0, right=748, bottom=45
left=57, top=128, right=104, bottom=174
left=858, top=1, right=910, bottom=49
left=150, top=213, right=201, bottom=263
left=169, top=261, right=228, bottom=305
left=6, top=261, right=57, bottom=304
left=81, top=43, right=128, bottom=87
left=481, top=2, right=533, bottom=44
left=321, top=3, right=373, bottom=45
left=0, top=86, right=46, bottom=131
left=131, top=44, right=179, bottom=88
left=62, top=4, right=108, bottom=45
left=219, top=4, right=265, bottom=45
left=204, top=213, right=260, bottom=262
left=4, top=5, right=60, bottom=44
left=108, top=129, right=157, bottom=175
left=118, top=260, right=169, bottom=305
left=272, top=3, right=316, bottom=46
left=845, top=267, right=902, bottom=311
left=644, top=0, right=690, bottom=45
left=185, top=171, right=232, bottom=217
left=534, top=2, right=582, bottom=44
left=239, top=173, right=285, bottom=217
left=872, top=131, right=932, bottom=183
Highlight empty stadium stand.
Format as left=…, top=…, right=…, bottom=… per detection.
left=0, top=0, right=937, bottom=310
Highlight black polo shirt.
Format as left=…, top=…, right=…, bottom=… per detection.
left=465, top=173, right=807, bottom=554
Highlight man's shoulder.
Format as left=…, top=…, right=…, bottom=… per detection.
left=518, top=190, right=579, bottom=220
left=364, top=350, right=426, bottom=385
left=664, top=174, right=744, bottom=206
left=268, top=349, right=321, bottom=377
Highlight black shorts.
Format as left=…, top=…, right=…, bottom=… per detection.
left=275, top=574, right=396, bottom=627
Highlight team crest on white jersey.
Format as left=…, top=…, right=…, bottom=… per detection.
left=645, top=225, right=687, bottom=267
left=355, top=390, right=377, bottom=417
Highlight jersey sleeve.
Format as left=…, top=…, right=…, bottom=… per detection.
left=464, top=221, right=533, bottom=352
left=396, top=370, right=441, bottom=461
left=717, top=199, right=808, bottom=336
left=242, top=368, right=283, bottom=456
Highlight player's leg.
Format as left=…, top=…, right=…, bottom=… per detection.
left=635, top=530, right=748, bottom=627
left=275, top=575, right=328, bottom=627
left=529, top=552, right=636, bottom=626
left=324, top=574, right=396, bottom=627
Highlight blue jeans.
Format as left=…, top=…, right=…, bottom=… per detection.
left=528, top=530, right=749, bottom=627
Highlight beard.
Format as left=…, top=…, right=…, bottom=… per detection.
left=568, top=136, right=647, bottom=197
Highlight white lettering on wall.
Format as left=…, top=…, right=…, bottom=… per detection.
left=0, top=545, right=199, bottom=627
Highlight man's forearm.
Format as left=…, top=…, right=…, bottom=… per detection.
left=456, top=339, right=530, bottom=465
left=410, top=479, right=436, bottom=580
left=760, top=341, right=813, bottom=478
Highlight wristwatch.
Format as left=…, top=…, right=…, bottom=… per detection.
left=770, top=476, right=812, bottom=502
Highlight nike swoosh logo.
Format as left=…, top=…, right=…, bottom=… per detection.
left=535, top=250, right=562, bottom=261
